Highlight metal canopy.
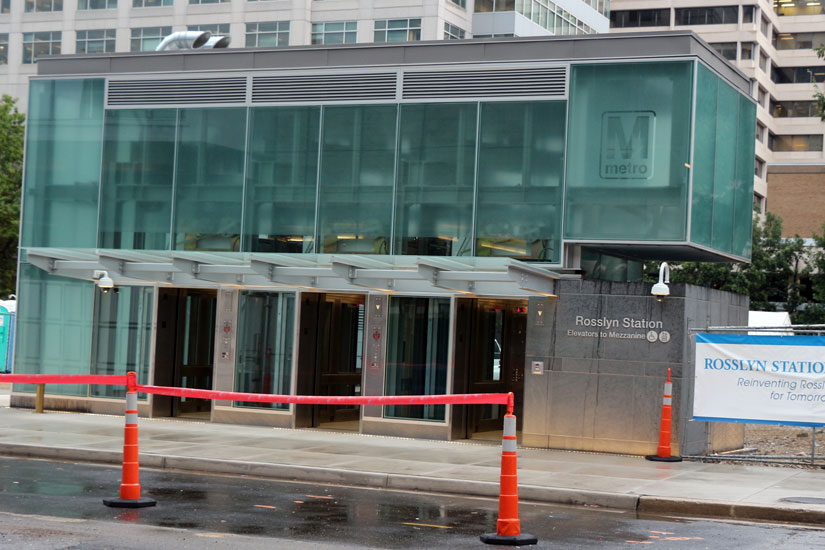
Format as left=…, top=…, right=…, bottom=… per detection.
left=24, top=248, right=563, bottom=297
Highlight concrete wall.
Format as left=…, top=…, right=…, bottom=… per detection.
left=522, top=281, right=748, bottom=455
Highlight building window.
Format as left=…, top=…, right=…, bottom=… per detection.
left=770, top=99, right=819, bottom=118
left=188, top=23, right=230, bottom=35
left=132, top=0, right=172, bottom=7
left=610, top=9, right=671, bottom=28
left=189, top=0, right=228, bottom=4
left=754, top=159, right=764, bottom=179
left=23, top=31, right=61, bottom=64
left=374, top=19, right=421, bottom=43
left=311, top=21, right=356, bottom=45
left=25, top=0, right=63, bottom=12
left=760, top=16, right=769, bottom=37
left=742, top=5, right=755, bottom=23
left=76, top=29, right=116, bottom=54
left=759, top=51, right=769, bottom=72
left=774, top=32, right=825, bottom=51
left=78, top=0, right=117, bottom=8
left=772, top=66, right=825, bottom=84
left=757, top=86, right=767, bottom=107
left=245, top=21, right=289, bottom=47
left=1, top=0, right=8, bottom=13
left=0, top=34, right=7, bottom=65
left=755, top=123, right=765, bottom=142
left=710, top=42, right=737, bottom=61
left=768, top=133, right=824, bottom=152
left=130, top=26, right=172, bottom=51
left=775, top=0, right=825, bottom=16
left=474, top=33, right=514, bottom=39
left=740, top=42, right=755, bottom=60
left=449, top=0, right=466, bottom=8
left=444, top=22, right=465, bottom=40
left=674, top=6, right=738, bottom=25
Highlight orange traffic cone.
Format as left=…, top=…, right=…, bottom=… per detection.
left=104, top=371, right=157, bottom=508
left=480, top=413, right=537, bottom=546
left=646, top=368, right=682, bottom=462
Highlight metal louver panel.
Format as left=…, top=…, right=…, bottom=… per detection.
left=402, top=67, right=567, bottom=99
left=107, top=78, right=247, bottom=106
left=252, top=73, right=397, bottom=103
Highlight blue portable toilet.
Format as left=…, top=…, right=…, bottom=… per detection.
left=0, top=299, right=16, bottom=373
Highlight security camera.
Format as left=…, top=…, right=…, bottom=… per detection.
left=651, top=262, right=670, bottom=301
left=93, top=270, right=115, bottom=291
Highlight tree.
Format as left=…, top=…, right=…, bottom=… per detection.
left=816, top=45, right=825, bottom=120
left=0, top=95, right=25, bottom=298
left=649, top=212, right=806, bottom=313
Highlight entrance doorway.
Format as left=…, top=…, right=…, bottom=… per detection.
left=453, top=298, right=527, bottom=440
left=153, top=288, right=217, bottom=419
left=295, top=293, right=365, bottom=431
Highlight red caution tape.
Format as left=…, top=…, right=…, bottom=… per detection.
left=0, top=374, right=128, bottom=385
left=137, top=384, right=512, bottom=409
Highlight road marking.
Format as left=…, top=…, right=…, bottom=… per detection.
left=402, top=522, right=453, bottom=529
left=196, top=533, right=232, bottom=538
left=0, top=511, right=85, bottom=524
left=626, top=541, right=653, bottom=545
left=306, top=495, right=334, bottom=500
left=650, top=531, right=674, bottom=535
left=254, top=505, right=276, bottom=509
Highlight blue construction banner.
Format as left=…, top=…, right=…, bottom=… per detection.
left=694, top=333, right=825, bottom=427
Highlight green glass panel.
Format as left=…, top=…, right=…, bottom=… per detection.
left=21, top=79, right=104, bottom=248
left=690, top=64, right=716, bottom=248
left=318, top=105, right=396, bottom=254
left=99, top=109, right=176, bottom=250
left=173, top=108, right=246, bottom=251
left=13, top=264, right=93, bottom=396
left=234, top=291, right=295, bottom=410
left=244, top=107, right=319, bottom=253
left=565, top=62, right=692, bottom=241
left=395, top=103, right=476, bottom=256
left=476, top=101, right=565, bottom=262
left=733, top=95, right=756, bottom=259
left=90, top=286, right=153, bottom=399
left=710, top=82, right=739, bottom=253
left=384, top=297, right=450, bottom=422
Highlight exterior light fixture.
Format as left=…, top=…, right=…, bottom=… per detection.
left=155, top=31, right=212, bottom=51
left=651, top=262, right=670, bottom=301
left=93, top=270, right=115, bottom=292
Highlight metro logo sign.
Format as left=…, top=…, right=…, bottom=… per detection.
left=600, top=111, right=655, bottom=179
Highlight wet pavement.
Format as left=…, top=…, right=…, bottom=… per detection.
left=2, top=456, right=825, bottom=549
left=2, top=404, right=825, bottom=526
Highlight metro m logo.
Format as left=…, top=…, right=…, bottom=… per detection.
left=600, top=111, right=655, bottom=179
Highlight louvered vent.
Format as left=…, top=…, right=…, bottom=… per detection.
left=252, top=73, right=397, bottom=103
left=402, top=67, right=567, bottom=99
left=107, top=78, right=247, bottom=106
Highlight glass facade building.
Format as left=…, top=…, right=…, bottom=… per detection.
left=12, top=34, right=756, bottom=450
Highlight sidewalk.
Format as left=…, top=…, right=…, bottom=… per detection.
left=1, top=398, right=824, bottom=525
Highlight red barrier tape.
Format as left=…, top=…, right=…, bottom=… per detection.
left=137, top=384, right=513, bottom=411
left=0, top=374, right=128, bottom=385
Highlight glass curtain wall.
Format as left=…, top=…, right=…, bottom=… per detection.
left=173, top=108, right=246, bottom=251
left=22, top=79, right=104, bottom=248
left=384, top=297, right=450, bottom=422
left=14, top=264, right=94, bottom=396
left=565, top=62, right=693, bottom=242
left=90, top=286, right=153, bottom=398
left=476, top=102, right=565, bottom=262
left=234, top=291, right=296, bottom=409
left=98, top=109, right=176, bottom=250
left=244, top=107, right=319, bottom=253
left=318, top=105, right=396, bottom=254
left=395, top=103, right=476, bottom=256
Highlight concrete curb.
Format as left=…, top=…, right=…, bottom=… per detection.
left=3, top=443, right=823, bottom=524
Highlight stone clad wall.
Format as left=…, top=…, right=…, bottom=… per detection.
left=523, top=281, right=748, bottom=455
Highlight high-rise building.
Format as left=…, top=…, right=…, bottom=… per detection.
left=0, top=0, right=610, bottom=111
left=609, top=0, right=825, bottom=236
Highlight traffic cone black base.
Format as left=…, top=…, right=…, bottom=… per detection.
left=480, top=533, right=538, bottom=546
left=103, top=497, right=157, bottom=508
left=645, top=455, right=682, bottom=462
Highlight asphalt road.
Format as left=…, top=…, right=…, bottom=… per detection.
left=1, top=456, right=824, bottom=549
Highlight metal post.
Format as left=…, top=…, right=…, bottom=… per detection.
left=812, top=427, right=816, bottom=466
left=35, top=383, right=45, bottom=413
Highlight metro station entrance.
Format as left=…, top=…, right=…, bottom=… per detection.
left=152, top=288, right=217, bottom=419
left=295, top=293, right=365, bottom=431
left=452, top=298, right=527, bottom=440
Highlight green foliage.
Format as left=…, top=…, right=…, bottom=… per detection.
left=0, top=94, right=25, bottom=297
left=646, top=213, right=806, bottom=313
left=816, top=45, right=825, bottom=121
